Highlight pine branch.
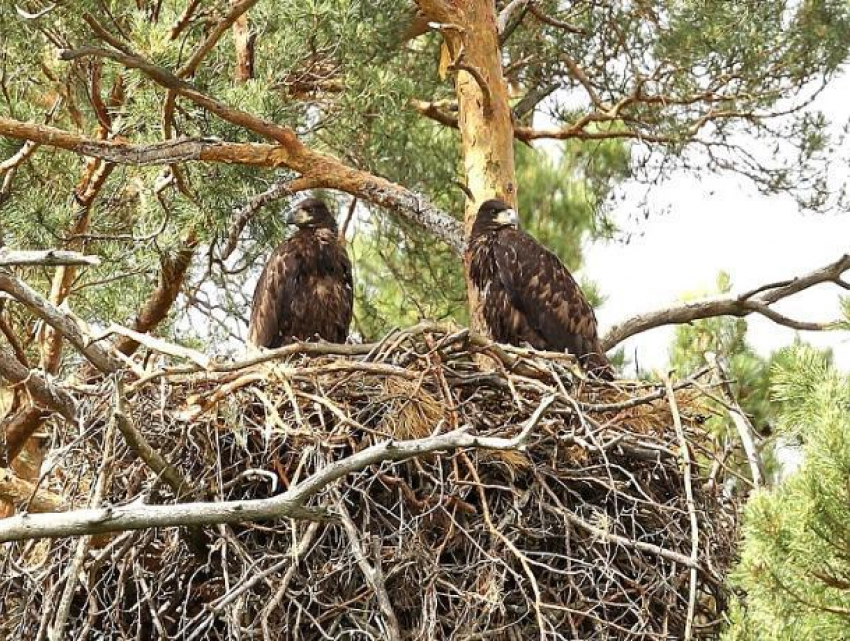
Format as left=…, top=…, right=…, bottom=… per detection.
left=602, top=254, right=850, bottom=350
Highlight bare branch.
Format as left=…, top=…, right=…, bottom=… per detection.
left=666, top=378, right=699, bottom=641
left=221, top=176, right=318, bottom=260
left=0, top=249, right=100, bottom=268
left=602, top=254, right=850, bottom=350
left=0, top=270, right=125, bottom=373
left=0, top=397, right=555, bottom=542
left=0, top=343, right=77, bottom=426
left=705, top=352, right=765, bottom=489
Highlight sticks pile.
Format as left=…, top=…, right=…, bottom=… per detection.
left=0, top=326, right=739, bottom=640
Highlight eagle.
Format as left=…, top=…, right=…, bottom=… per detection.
left=248, top=198, right=353, bottom=348
left=467, top=198, right=614, bottom=379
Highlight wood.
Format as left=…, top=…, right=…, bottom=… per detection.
left=0, top=270, right=124, bottom=373
left=0, top=397, right=554, bottom=542
left=0, top=468, right=66, bottom=513
left=416, top=0, right=517, bottom=331
left=0, top=250, right=100, bottom=267
left=602, top=253, right=850, bottom=350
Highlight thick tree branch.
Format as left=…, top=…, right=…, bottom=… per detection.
left=602, top=254, right=850, bottom=351
left=0, top=270, right=124, bottom=373
left=0, top=396, right=555, bottom=542
left=114, top=231, right=199, bottom=356
left=0, top=344, right=77, bottom=426
left=0, top=249, right=100, bottom=267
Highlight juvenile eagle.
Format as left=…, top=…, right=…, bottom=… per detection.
left=467, top=199, right=614, bottom=379
left=248, top=198, right=353, bottom=348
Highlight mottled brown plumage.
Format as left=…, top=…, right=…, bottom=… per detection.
left=248, top=198, right=352, bottom=348
left=467, top=199, right=614, bottom=379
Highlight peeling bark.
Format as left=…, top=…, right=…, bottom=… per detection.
left=115, top=231, right=199, bottom=356
left=231, top=1, right=255, bottom=83
left=417, top=0, right=517, bottom=331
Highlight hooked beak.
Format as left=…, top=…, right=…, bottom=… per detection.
left=286, top=207, right=307, bottom=226
left=496, top=208, right=519, bottom=227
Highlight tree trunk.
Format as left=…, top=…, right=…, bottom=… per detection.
left=417, top=0, right=517, bottom=331
left=231, top=0, right=255, bottom=83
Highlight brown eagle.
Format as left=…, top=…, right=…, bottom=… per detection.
left=248, top=198, right=353, bottom=348
left=467, top=199, right=614, bottom=379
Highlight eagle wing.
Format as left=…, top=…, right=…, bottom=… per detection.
left=247, top=240, right=302, bottom=348
left=493, top=228, right=611, bottom=374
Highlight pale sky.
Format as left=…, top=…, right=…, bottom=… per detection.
left=581, top=73, right=850, bottom=374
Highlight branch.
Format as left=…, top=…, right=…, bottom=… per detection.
left=0, top=396, right=555, bottom=542
left=705, top=352, right=765, bottom=489
left=0, top=249, right=100, bottom=268
left=114, top=232, right=198, bottom=356
left=0, top=344, right=77, bottom=466
left=602, top=254, right=850, bottom=350
left=0, top=119, right=287, bottom=166
left=221, top=176, right=318, bottom=260
left=0, top=270, right=124, bottom=373
left=0, top=468, right=66, bottom=513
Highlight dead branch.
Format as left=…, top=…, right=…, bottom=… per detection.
left=0, top=397, right=554, bottom=542
left=0, top=249, right=100, bottom=267
left=48, top=402, right=117, bottom=641
left=602, top=254, right=850, bottom=350
left=0, top=343, right=77, bottom=425
left=0, top=270, right=124, bottom=373
left=666, top=378, right=700, bottom=641
left=221, top=175, right=318, bottom=260
left=705, top=352, right=765, bottom=489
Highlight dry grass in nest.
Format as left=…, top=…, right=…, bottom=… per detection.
left=0, top=326, right=739, bottom=640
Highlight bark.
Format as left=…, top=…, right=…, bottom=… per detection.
left=231, top=0, right=255, bottom=83
left=0, top=117, right=464, bottom=254
left=416, top=0, right=517, bottom=331
left=114, top=231, right=199, bottom=356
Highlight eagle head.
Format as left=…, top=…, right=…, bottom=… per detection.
left=472, top=199, right=519, bottom=235
left=287, top=198, right=337, bottom=231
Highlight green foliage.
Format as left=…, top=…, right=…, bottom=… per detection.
left=724, top=345, right=850, bottom=640
left=669, top=273, right=773, bottom=433
left=1, top=0, right=849, bottom=352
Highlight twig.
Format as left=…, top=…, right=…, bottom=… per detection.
left=665, top=377, right=699, bottom=641
left=335, top=490, right=401, bottom=641
left=48, top=391, right=117, bottom=641
left=704, top=352, right=765, bottom=488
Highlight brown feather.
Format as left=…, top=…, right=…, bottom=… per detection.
left=248, top=227, right=352, bottom=348
left=467, top=200, right=614, bottom=379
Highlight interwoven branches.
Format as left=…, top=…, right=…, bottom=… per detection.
left=0, top=327, right=738, bottom=640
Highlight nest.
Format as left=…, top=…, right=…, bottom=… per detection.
left=0, top=326, right=739, bottom=640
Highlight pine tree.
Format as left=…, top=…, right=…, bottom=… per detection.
left=723, top=344, right=850, bottom=640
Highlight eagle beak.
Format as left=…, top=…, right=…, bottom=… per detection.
left=497, top=208, right=519, bottom=227
left=286, top=208, right=307, bottom=225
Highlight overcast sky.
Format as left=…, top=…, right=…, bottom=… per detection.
left=581, top=72, right=850, bottom=374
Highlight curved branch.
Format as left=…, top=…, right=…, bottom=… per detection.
left=602, top=254, right=850, bottom=350
left=0, top=396, right=555, bottom=542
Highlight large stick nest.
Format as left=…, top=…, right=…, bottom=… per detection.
left=1, top=326, right=739, bottom=640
